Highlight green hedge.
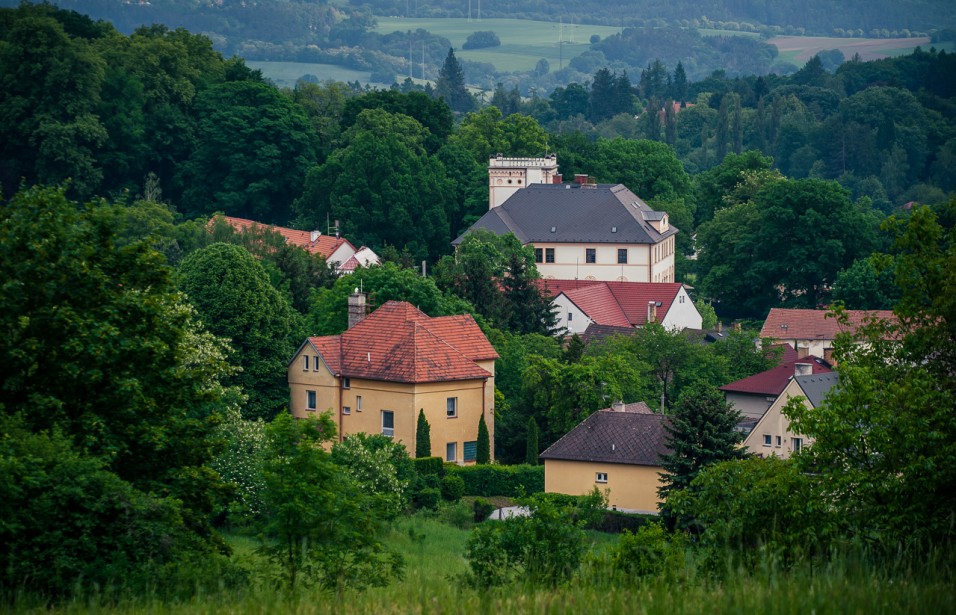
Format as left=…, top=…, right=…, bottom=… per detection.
left=412, top=456, right=445, bottom=477
left=446, top=464, right=544, bottom=497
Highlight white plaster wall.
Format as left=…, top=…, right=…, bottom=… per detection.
left=551, top=294, right=592, bottom=335
left=660, top=286, right=703, bottom=331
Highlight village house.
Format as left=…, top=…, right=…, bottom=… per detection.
left=542, top=279, right=702, bottom=335
left=742, top=372, right=839, bottom=459
left=761, top=308, right=895, bottom=362
left=218, top=215, right=380, bottom=275
left=539, top=402, right=669, bottom=513
left=720, top=354, right=832, bottom=422
left=454, top=156, right=677, bottom=284
left=287, top=295, right=498, bottom=462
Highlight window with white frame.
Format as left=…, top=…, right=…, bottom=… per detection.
left=313, top=356, right=320, bottom=370
left=306, top=390, right=316, bottom=410
left=776, top=435, right=782, bottom=447
left=381, top=410, right=394, bottom=438
left=446, top=442, right=457, bottom=462
left=792, top=437, right=803, bottom=452
left=356, top=395, right=362, bottom=411
left=343, top=377, right=351, bottom=389
left=596, top=472, right=608, bottom=483
left=763, top=434, right=772, bottom=446
left=447, top=397, right=458, bottom=418
left=545, top=248, right=555, bottom=263
left=303, top=355, right=309, bottom=371
left=343, top=406, right=351, bottom=415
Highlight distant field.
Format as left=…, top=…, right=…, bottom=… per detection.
left=376, top=17, right=622, bottom=73
left=247, top=61, right=372, bottom=88
left=698, top=28, right=762, bottom=39
left=768, top=35, right=933, bottom=63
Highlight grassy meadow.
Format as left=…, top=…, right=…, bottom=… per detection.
left=8, top=501, right=954, bottom=615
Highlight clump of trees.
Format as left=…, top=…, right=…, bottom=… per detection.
left=463, top=31, right=501, bottom=50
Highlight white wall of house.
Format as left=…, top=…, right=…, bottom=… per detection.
left=552, top=294, right=592, bottom=335
left=533, top=241, right=676, bottom=283
left=328, top=242, right=356, bottom=268
left=660, top=286, right=703, bottom=331
left=724, top=391, right=776, bottom=421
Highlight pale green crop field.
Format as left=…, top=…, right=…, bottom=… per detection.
left=376, top=17, right=622, bottom=72
left=247, top=61, right=372, bottom=88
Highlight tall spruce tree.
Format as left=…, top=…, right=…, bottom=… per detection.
left=658, top=384, right=748, bottom=508
left=415, top=409, right=431, bottom=458
left=525, top=417, right=540, bottom=465
left=435, top=48, right=474, bottom=113
left=476, top=414, right=490, bottom=464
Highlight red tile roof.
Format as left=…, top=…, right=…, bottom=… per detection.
left=551, top=280, right=685, bottom=328
left=305, top=301, right=498, bottom=384
left=221, top=216, right=353, bottom=259
left=760, top=308, right=896, bottom=341
left=720, top=356, right=832, bottom=396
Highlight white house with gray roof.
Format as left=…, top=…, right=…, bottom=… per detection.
left=455, top=170, right=678, bottom=283
left=743, top=372, right=839, bottom=459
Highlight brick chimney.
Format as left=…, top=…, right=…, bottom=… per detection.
left=647, top=301, right=657, bottom=324
left=574, top=174, right=588, bottom=185
left=794, top=362, right=813, bottom=377
left=347, top=290, right=367, bottom=329
left=611, top=400, right=625, bottom=412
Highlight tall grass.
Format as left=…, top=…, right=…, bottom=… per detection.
left=6, top=513, right=954, bottom=614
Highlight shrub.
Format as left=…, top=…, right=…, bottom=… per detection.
left=412, top=456, right=445, bottom=477
left=447, top=464, right=544, bottom=497
left=415, top=487, right=442, bottom=511
left=610, top=522, right=686, bottom=580
left=473, top=497, right=496, bottom=523
left=441, top=475, right=466, bottom=502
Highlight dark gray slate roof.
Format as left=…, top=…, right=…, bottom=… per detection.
left=452, top=183, right=679, bottom=246
left=795, top=372, right=840, bottom=407
left=539, top=409, right=671, bottom=467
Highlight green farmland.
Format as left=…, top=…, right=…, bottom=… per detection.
left=246, top=61, right=372, bottom=88
left=376, top=17, right=622, bottom=72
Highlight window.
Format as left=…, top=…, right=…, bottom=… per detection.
left=535, top=248, right=543, bottom=263
left=463, top=441, right=477, bottom=462
left=792, top=437, right=803, bottom=452
left=568, top=312, right=573, bottom=321
left=447, top=397, right=458, bottom=418
left=446, top=442, right=457, bottom=462
left=306, top=390, right=316, bottom=411
left=679, top=295, right=685, bottom=304
left=585, top=248, right=596, bottom=264
left=545, top=248, right=555, bottom=263
left=356, top=395, right=362, bottom=411
left=617, top=248, right=627, bottom=264
left=313, top=356, right=320, bottom=370
left=596, top=472, right=608, bottom=483
left=343, top=406, right=351, bottom=415
left=382, top=410, right=394, bottom=438
left=776, top=435, right=782, bottom=447
left=302, top=356, right=309, bottom=371
left=343, top=377, right=351, bottom=389
left=763, top=434, right=772, bottom=446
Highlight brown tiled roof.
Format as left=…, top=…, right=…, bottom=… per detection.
left=540, top=408, right=671, bottom=466
left=555, top=280, right=684, bottom=327
left=580, top=324, right=637, bottom=345
left=305, top=301, right=497, bottom=384
left=221, top=216, right=353, bottom=259
left=760, top=308, right=896, bottom=341
left=564, top=284, right=631, bottom=327
left=719, top=356, right=832, bottom=396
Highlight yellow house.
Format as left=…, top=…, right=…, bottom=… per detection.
left=539, top=402, right=670, bottom=513
left=743, top=372, right=839, bottom=459
left=288, top=297, right=498, bottom=462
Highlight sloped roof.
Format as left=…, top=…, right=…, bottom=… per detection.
left=303, top=301, right=498, bottom=384
left=579, top=324, right=637, bottom=345
left=720, top=356, right=832, bottom=397
left=453, top=183, right=678, bottom=246
left=560, top=281, right=685, bottom=328
left=761, top=308, right=896, bottom=341
left=540, top=408, right=671, bottom=467
left=794, top=372, right=840, bottom=407
left=221, top=216, right=353, bottom=259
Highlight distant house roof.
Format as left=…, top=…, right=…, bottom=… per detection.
left=541, top=279, right=685, bottom=328
left=220, top=215, right=354, bottom=259
left=298, top=301, right=498, bottom=384
left=452, top=183, right=678, bottom=246
left=337, top=246, right=380, bottom=274
left=720, top=356, right=832, bottom=397
left=539, top=407, right=671, bottom=466
left=579, top=324, right=637, bottom=345
left=761, top=308, right=895, bottom=341
left=794, top=372, right=840, bottom=407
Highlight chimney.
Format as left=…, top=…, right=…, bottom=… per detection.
left=574, top=174, right=588, bottom=185
left=552, top=173, right=563, bottom=184
left=611, top=400, right=625, bottom=412
left=794, top=363, right=813, bottom=377
left=647, top=301, right=657, bottom=324
left=310, top=230, right=321, bottom=242
left=347, top=290, right=367, bottom=329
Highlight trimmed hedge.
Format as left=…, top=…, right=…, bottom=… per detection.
left=412, top=456, right=445, bottom=477
left=446, top=464, right=544, bottom=497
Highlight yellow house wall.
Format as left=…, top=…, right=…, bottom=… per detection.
left=412, top=379, right=490, bottom=461
left=288, top=347, right=339, bottom=418
left=532, top=241, right=653, bottom=282
left=544, top=459, right=663, bottom=512
left=743, top=378, right=814, bottom=459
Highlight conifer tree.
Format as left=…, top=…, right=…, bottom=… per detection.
left=476, top=414, right=490, bottom=464
left=415, top=409, right=431, bottom=458
left=435, top=48, right=474, bottom=113
left=525, top=417, right=540, bottom=465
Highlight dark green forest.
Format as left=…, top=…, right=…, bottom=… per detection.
left=2, top=2, right=956, bottom=604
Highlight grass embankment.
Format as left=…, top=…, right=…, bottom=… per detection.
left=8, top=506, right=954, bottom=614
